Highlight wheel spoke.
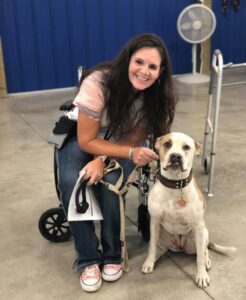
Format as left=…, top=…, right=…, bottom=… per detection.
left=45, top=225, right=54, bottom=231
left=60, top=225, right=69, bottom=230
left=51, top=228, right=59, bottom=237
left=58, top=228, right=65, bottom=235
left=50, top=214, right=58, bottom=223
left=46, top=221, right=55, bottom=226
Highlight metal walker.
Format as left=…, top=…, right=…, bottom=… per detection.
left=202, top=49, right=246, bottom=197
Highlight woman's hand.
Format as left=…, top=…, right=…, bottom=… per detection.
left=80, top=158, right=105, bottom=185
left=132, top=147, right=159, bottom=166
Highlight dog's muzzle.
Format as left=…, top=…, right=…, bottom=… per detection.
left=163, top=153, right=186, bottom=172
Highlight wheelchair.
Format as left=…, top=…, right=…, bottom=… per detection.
left=38, top=100, right=154, bottom=244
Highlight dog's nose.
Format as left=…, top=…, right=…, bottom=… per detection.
left=170, top=153, right=182, bottom=163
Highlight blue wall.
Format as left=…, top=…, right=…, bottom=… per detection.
left=0, top=0, right=194, bottom=93
left=1, top=0, right=246, bottom=93
left=212, top=0, right=246, bottom=64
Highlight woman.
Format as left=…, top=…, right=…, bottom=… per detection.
left=57, top=33, right=177, bottom=292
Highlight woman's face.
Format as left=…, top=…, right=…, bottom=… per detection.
left=128, top=47, right=162, bottom=91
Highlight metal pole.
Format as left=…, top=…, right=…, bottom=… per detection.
left=207, top=50, right=223, bottom=196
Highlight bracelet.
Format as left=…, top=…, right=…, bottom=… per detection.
left=128, top=147, right=135, bottom=160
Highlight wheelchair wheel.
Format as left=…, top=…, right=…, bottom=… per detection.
left=138, top=204, right=150, bottom=242
left=38, top=207, right=72, bottom=243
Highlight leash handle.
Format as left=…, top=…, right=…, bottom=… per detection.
left=75, top=179, right=90, bottom=213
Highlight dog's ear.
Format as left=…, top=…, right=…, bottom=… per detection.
left=154, top=136, right=162, bottom=153
left=195, top=142, right=201, bottom=156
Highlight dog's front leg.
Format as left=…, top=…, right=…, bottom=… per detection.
left=195, top=224, right=210, bottom=288
left=142, top=218, right=161, bottom=273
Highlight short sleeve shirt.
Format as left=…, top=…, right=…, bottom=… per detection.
left=73, top=70, right=144, bottom=138
left=73, top=71, right=108, bottom=128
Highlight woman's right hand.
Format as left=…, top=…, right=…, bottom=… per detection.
left=80, top=158, right=105, bottom=185
left=131, top=147, right=159, bottom=166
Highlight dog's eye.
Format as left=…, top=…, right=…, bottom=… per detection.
left=183, top=144, right=191, bottom=151
left=163, top=141, right=172, bottom=149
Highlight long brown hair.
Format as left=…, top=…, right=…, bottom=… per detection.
left=79, top=33, right=178, bottom=141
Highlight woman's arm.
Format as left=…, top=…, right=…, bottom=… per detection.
left=78, top=111, right=157, bottom=159
left=77, top=111, right=132, bottom=158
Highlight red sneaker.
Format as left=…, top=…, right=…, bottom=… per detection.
left=80, top=264, right=102, bottom=292
left=102, top=264, right=123, bottom=282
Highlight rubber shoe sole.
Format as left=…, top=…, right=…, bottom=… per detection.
left=80, top=277, right=102, bottom=293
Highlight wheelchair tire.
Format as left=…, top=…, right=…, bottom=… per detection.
left=38, top=207, right=72, bottom=243
left=138, top=204, right=150, bottom=242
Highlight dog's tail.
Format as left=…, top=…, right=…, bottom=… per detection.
left=208, top=242, right=237, bottom=255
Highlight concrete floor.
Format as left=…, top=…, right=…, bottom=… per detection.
left=0, top=69, right=245, bottom=300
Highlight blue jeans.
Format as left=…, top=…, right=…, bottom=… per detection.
left=57, top=135, right=135, bottom=270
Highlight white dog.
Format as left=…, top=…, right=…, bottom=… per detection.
left=142, top=132, right=236, bottom=288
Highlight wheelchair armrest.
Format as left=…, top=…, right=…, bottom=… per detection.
left=59, top=100, right=75, bottom=111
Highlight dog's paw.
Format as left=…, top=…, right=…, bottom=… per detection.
left=142, top=259, right=155, bottom=274
left=196, top=270, right=210, bottom=288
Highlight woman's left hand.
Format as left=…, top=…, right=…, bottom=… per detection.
left=80, top=158, right=105, bottom=185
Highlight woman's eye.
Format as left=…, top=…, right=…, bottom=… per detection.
left=150, top=65, right=158, bottom=70
left=135, top=59, right=143, bottom=65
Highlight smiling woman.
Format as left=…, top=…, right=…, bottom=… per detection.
left=128, top=47, right=162, bottom=91
left=56, top=33, right=178, bottom=293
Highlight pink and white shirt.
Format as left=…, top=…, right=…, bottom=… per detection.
left=73, top=70, right=144, bottom=138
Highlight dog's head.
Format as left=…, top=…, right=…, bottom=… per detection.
left=155, top=132, right=201, bottom=180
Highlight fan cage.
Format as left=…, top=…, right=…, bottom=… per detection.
left=177, top=4, right=216, bottom=44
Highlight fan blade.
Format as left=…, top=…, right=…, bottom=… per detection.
left=187, top=9, right=197, bottom=20
left=200, top=26, right=211, bottom=40
left=196, top=7, right=204, bottom=17
left=198, top=9, right=211, bottom=25
left=191, top=29, right=199, bottom=41
left=180, top=22, right=192, bottom=30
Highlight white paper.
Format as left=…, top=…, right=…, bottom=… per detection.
left=68, top=170, right=103, bottom=221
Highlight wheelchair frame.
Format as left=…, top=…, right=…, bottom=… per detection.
left=38, top=102, right=153, bottom=243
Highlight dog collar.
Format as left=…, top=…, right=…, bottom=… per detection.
left=156, top=169, right=193, bottom=189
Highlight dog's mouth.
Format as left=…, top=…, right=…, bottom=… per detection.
left=163, top=154, right=186, bottom=172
